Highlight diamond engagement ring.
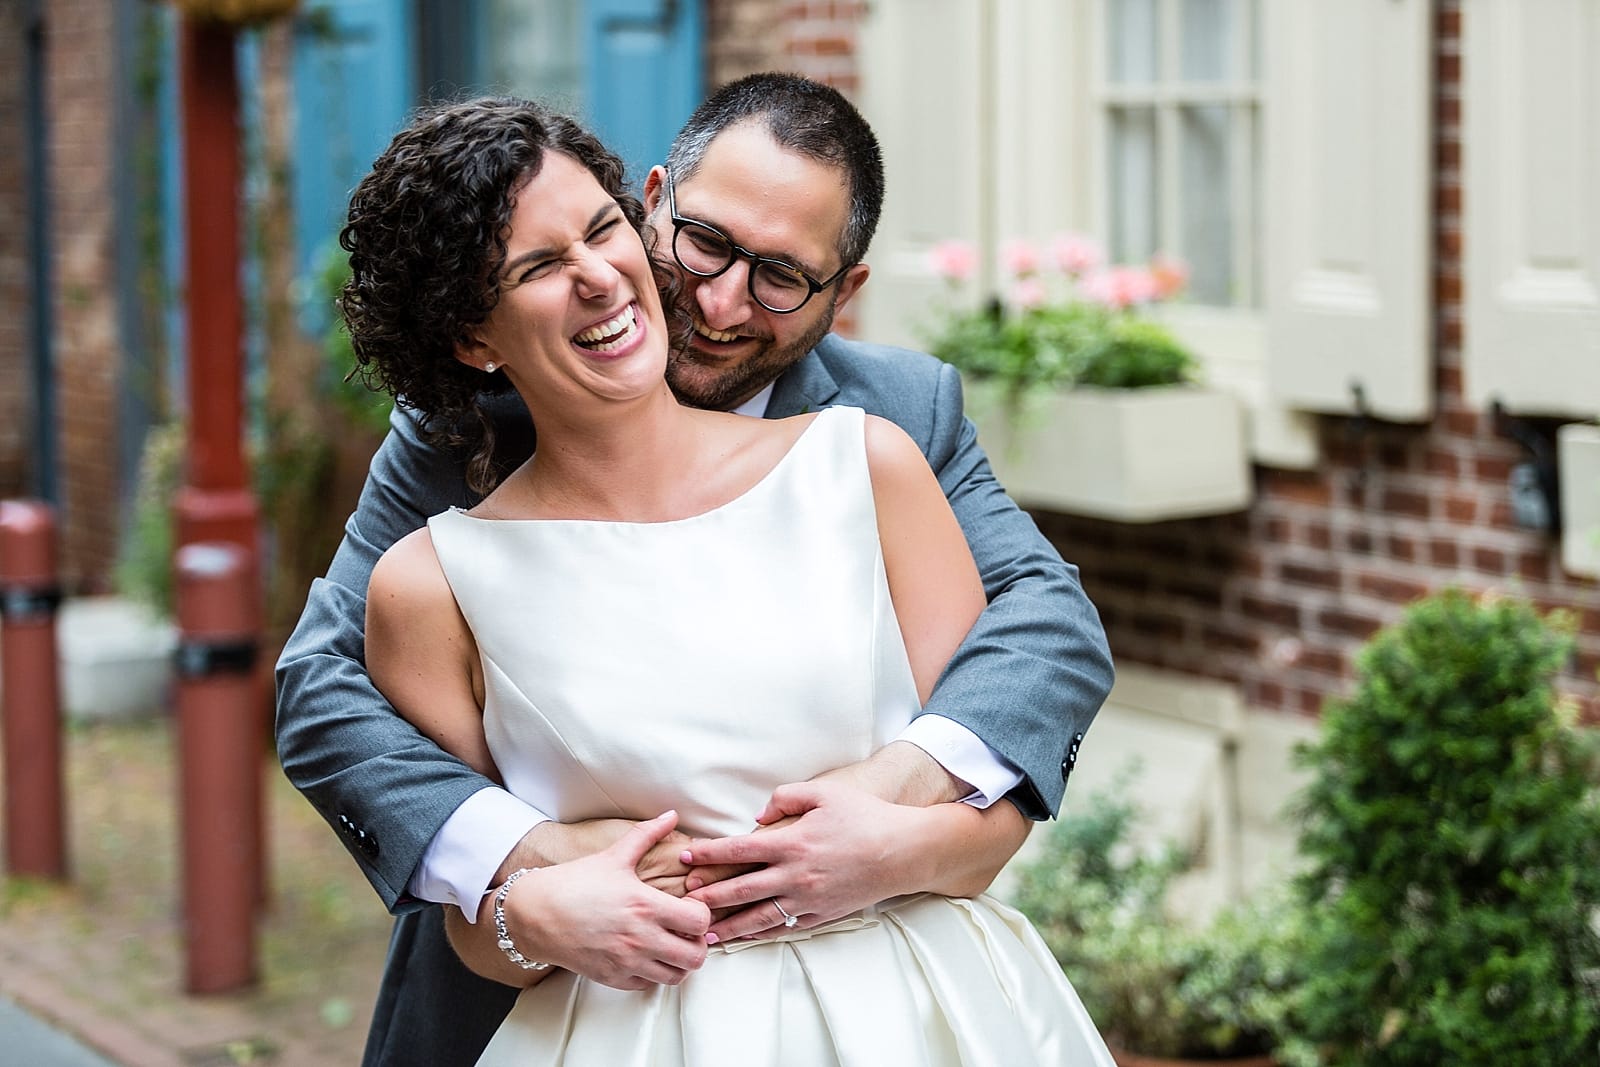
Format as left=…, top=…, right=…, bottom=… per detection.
left=772, top=900, right=799, bottom=929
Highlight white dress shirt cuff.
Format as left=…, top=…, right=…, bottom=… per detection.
left=896, top=714, right=1024, bottom=808
left=406, top=787, right=550, bottom=921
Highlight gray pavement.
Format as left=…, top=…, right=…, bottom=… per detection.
left=0, top=995, right=121, bottom=1067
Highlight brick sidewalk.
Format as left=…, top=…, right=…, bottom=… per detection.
left=0, top=718, right=391, bottom=1066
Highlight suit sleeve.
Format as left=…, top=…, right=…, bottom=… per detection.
left=274, top=406, right=499, bottom=912
left=917, top=364, right=1115, bottom=820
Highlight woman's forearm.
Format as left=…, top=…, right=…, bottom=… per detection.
left=444, top=898, right=559, bottom=989
left=899, top=798, right=1031, bottom=899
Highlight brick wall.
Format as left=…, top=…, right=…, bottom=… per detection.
left=0, top=4, right=30, bottom=499
left=706, top=0, right=783, bottom=86
left=48, top=0, right=123, bottom=589
left=1034, top=0, right=1600, bottom=722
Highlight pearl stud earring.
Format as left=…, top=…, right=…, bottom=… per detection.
left=484, top=361, right=497, bottom=373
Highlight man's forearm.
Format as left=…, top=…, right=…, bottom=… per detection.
left=813, top=740, right=969, bottom=806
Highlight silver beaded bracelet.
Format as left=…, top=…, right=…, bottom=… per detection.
left=493, top=867, right=552, bottom=971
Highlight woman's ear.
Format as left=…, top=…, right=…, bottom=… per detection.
left=453, top=333, right=495, bottom=374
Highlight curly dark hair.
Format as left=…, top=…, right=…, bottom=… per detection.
left=340, top=95, right=684, bottom=493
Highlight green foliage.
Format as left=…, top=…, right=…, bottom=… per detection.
left=1011, top=780, right=1303, bottom=1058
left=113, top=422, right=186, bottom=617
left=1076, top=315, right=1199, bottom=389
left=926, top=299, right=1197, bottom=402
left=313, top=245, right=392, bottom=435
left=1286, top=588, right=1600, bottom=1066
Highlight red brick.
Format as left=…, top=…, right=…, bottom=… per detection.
left=1358, top=572, right=1431, bottom=605
left=1472, top=546, right=1509, bottom=574
left=1425, top=448, right=1461, bottom=478
left=1282, top=561, right=1341, bottom=590
left=1383, top=488, right=1432, bottom=518
left=1389, top=534, right=1419, bottom=562
left=1319, top=608, right=1383, bottom=640
left=1443, top=493, right=1477, bottom=523
left=1473, top=454, right=1516, bottom=482
left=1240, top=595, right=1300, bottom=628
left=1262, top=471, right=1333, bottom=507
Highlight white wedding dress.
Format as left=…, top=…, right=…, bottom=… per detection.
left=427, top=406, right=1115, bottom=1067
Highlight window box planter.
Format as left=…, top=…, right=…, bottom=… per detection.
left=1559, top=422, right=1600, bottom=579
left=964, top=377, right=1253, bottom=523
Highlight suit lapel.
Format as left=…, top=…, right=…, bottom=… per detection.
left=764, top=344, right=841, bottom=419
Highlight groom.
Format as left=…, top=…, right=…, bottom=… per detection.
left=276, top=73, right=1113, bottom=1066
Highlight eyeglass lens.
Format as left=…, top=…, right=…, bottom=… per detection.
left=672, top=222, right=813, bottom=312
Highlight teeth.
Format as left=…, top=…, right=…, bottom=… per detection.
left=574, top=304, right=637, bottom=351
left=695, top=321, right=741, bottom=343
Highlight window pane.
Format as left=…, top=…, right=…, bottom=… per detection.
left=485, top=0, right=583, bottom=110
left=1180, top=0, right=1232, bottom=82
left=1109, top=106, right=1159, bottom=264
left=1179, top=104, right=1232, bottom=304
left=1109, top=0, right=1159, bottom=84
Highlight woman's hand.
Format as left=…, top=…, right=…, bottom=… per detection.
left=448, top=811, right=713, bottom=990
left=679, top=780, right=1029, bottom=944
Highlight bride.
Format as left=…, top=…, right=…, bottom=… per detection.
left=351, top=96, right=1114, bottom=1066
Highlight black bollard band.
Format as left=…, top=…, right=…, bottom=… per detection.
left=173, top=638, right=259, bottom=679
left=0, top=585, right=63, bottom=622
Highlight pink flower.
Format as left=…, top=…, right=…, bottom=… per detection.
left=927, top=240, right=978, bottom=284
left=1051, top=233, right=1103, bottom=276
left=1080, top=267, right=1159, bottom=310
left=1010, top=278, right=1048, bottom=309
left=1148, top=253, right=1190, bottom=300
left=1001, top=238, right=1040, bottom=278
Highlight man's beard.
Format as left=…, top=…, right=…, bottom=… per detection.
left=666, top=296, right=836, bottom=412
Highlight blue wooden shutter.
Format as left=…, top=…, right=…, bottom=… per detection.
left=290, top=0, right=416, bottom=304
left=584, top=0, right=702, bottom=184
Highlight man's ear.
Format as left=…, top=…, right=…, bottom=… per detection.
left=833, top=263, right=871, bottom=315
left=642, top=166, right=668, bottom=215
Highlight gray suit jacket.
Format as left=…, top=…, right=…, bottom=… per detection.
left=274, top=334, right=1112, bottom=1066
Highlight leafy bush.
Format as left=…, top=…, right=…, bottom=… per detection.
left=1011, top=779, right=1301, bottom=1058
left=1284, top=589, right=1600, bottom=1066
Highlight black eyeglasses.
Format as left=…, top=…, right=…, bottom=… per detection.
left=663, top=168, right=852, bottom=314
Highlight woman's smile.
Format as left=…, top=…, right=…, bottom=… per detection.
left=573, top=301, right=643, bottom=358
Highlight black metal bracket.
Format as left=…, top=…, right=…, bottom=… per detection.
left=1490, top=398, right=1563, bottom=535
left=173, top=638, right=259, bottom=679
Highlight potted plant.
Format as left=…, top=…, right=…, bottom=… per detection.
left=1279, top=588, right=1600, bottom=1066
left=1010, top=778, right=1300, bottom=1064
left=922, top=236, right=1251, bottom=523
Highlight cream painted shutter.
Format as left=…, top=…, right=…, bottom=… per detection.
left=857, top=0, right=989, bottom=351
left=1263, top=0, right=1433, bottom=420
left=1463, top=0, right=1600, bottom=418
left=857, top=1, right=1090, bottom=351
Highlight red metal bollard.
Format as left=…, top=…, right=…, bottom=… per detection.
left=173, top=542, right=261, bottom=994
left=0, top=500, right=67, bottom=880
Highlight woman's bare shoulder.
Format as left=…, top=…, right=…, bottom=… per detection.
left=369, top=526, right=455, bottom=614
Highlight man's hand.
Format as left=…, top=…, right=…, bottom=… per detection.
left=679, top=781, right=934, bottom=943
left=495, top=816, right=696, bottom=897
left=459, top=811, right=713, bottom=991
